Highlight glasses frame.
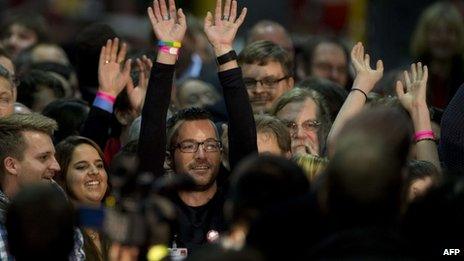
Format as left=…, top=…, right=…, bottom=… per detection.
left=174, top=139, right=223, bottom=153
left=282, top=119, right=321, bottom=134
left=244, top=76, right=289, bottom=90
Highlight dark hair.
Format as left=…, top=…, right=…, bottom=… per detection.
left=406, top=160, right=441, bottom=185
left=403, top=174, right=464, bottom=257
left=0, top=64, right=13, bottom=86
left=227, top=154, right=309, bottom=225
left=42, top=99, right=89, bottom=143
left=296, top=76, right=348, bottom=122
left=76, top=24, right=117, bottom=103
left=0, top=46, right=11, bottom=59
left=17, top=69, right=65, bottom=109
left=2, top=13, right=49, bottom=43
left=30, top=62, right=73, bottom=81
left=238, top=40, right=293, bottom=77
left=54, top=136, right=108, bottom=200
left=301, top=36, right=350, bottom=76
left=254, top=114, right=291, bottom=153
left=6, top=184, right=74, bottom=260
left=166, top=107, right=216, bottom=150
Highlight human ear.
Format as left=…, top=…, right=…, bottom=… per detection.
left=3, top=157, right=19, bottom=176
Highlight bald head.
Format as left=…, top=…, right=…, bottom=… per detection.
left=247, top=20, right=294, bottom=57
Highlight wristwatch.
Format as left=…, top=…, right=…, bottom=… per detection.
left=216, top=50, right=237, bottom=65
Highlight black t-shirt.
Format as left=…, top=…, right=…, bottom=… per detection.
left=168, top=185, right=228, bottom=253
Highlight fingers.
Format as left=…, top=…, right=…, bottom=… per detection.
left=177, top=8, right=186, bottom=27
left=153, top=0, right=162, bottom=22
left=376, top=60, right=384, bottom=72
left=105, top=39, right=112, bottom=62
left=122, top=59, right=132, bottom=83
left=411, top=63, right=417, bottom=82
left=148, top=7, right=158, bottom=27
left=223, top=0, right=231, bottom=21
left=110, top=38, right=119, bottom=63
left=235, top=7, right=247, bottom=27
left=142, top=55, right=153, bottom=70
left=423, top=65, right=428, bottom=83
left=215, top=0, right=222, bottom=25
left=159, top=0, right=168, bottom=19
left=230, top=0, right=237, bottom=22
left=404, top=70, right=411, bottom=91
left=169, top=0, right=176, bottom=21
left=364, top=53, right=370, bottom=70
left=350, top=42, right=362, bottom=70
left=358, top=42, right=364, bottom=63
left=117, top=42, right=127, bottom=64
left=395, top=80, right=405, bottom=98
left=417, top=62, right=423, bottom=81
left=204, top=11, right=213, bottom=29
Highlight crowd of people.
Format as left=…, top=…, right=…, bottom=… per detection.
left=0, top=0, right=463, bottom=260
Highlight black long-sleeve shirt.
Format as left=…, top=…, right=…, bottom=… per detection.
left=137, top=62, right=257, bottom=253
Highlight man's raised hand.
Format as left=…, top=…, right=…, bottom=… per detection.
left=148, top=0, right=187, bottom=42
left=204, top=0, right=247, bottom=55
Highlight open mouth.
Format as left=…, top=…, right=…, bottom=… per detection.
left=85, top=180, right=101, bottom=187
left=192, top=165, right=210, bottom=170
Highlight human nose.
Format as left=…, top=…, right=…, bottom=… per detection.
left=254, top=81, right=266, bottom=93
left=88, top=164, right=99, bottom=175
left=6, top=34, right=18, bottom=47
left=50, top=156, right=61, bottom=172
left=293, top=125, right=306, bottom=139
left=194, top=144, right=207, bottom=158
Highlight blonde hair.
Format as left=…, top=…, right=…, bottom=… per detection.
left=293, top=154, right=328, bottom=181
left=411, top=2, right=464, bottom=58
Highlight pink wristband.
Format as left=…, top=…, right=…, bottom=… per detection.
left=414, top=130, right=435, bottom=142
left=159, top=46, right=179, bottom=55
left=96, top=91, right=116, bottom=103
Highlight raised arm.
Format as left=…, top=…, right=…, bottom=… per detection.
left=137, top=0, right=186, bottom=176
left=81, top=38, right=132, bottom=150
left=327, top=42, right=383, bottom=155
left=396, top=63, right=441, bottom=171
left=204, top=0, right=256, bottom=170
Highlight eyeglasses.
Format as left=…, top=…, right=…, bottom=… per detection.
left=175, top=139, right=222, bottom=153
left=282, top=119, right=321, bottom=134
left=243, top=76, right=289, bottom=90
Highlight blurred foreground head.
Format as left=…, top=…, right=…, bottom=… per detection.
left=326, top=107, right=413, bottom=227
left=6, top=184, right=74, bottom=260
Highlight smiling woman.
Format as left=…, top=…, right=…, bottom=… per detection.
left=55, top=136, right=110, bottom=261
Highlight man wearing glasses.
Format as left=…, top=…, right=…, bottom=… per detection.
left=271, top=88, right=331, bottom=156
left=239, top=40, right=294, bottom=114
